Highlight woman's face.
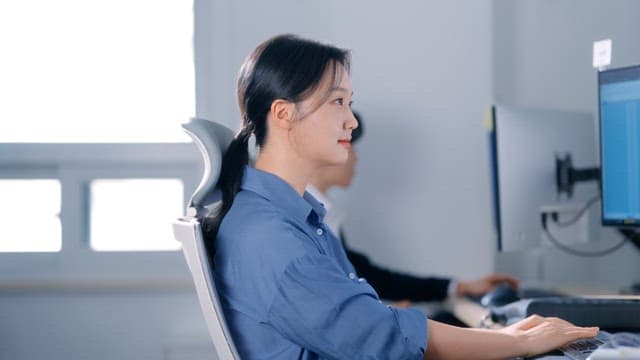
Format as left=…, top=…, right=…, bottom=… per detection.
left=289, top=65, right=358, bottom=169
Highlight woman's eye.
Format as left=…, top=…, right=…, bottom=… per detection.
left=334, top=98, right=344, bottom=106
left=348, top=100, right=354, bottom=108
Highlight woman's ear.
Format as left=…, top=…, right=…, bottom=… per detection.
left=270, top=99, right=296, bottom=130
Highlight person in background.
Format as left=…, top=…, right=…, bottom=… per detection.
left=207, top=33, right=598, bottom=359
left=307, top=111, right=518, bottom=324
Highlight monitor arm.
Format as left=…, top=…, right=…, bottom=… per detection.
left=555, top=153, right=600, bottom=198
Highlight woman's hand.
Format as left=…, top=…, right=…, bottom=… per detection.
left=500, top=315, right=599, bottom=357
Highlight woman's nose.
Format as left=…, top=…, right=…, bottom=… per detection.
left=346, top=111, right=358, bottom=130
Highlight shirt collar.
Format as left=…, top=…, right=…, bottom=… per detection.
left=241, top=166, right=326, bottom=223
left=306, top=184, right=332, bottom=212
left=306, top=184, right=345, bottom=237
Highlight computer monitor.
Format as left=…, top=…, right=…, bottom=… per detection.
left=598, top=65, right=640, bottom=227
left=489, top=105, right=600, bottom=251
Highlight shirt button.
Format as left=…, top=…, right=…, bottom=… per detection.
left=348, top=272, right=356, bottom=280
left=316, top=228, right=324, bottom=236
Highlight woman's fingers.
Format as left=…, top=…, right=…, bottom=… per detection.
left=515, top=314, right=545, bottom=330
left=564, top=327, right=599, bottom=339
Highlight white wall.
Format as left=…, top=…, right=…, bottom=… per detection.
left=196, top=0, right=495, bottom=280
left=494, top=0, right=640, bottom=114
left=0, top=290, right=214, bottom=360
left=336, top=0, right=495, bottom=280
left=493, top=0, right=640, bottom=286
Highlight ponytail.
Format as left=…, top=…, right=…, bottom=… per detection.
left=202, top=125, right=252, bottom=260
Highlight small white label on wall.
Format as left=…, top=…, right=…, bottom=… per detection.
left=593, top=39, right=612, bottom=69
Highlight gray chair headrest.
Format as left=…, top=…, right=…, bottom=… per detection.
left=182, top=118, right=235, bottom=217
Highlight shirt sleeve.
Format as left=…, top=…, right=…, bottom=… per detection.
left=267, top=254, right=427, bottom=360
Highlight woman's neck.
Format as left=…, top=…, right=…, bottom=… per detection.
left=308, top=178, right=330, bottom=194
left=254, top=150, right=313, bottom=196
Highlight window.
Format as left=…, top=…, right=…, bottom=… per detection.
left=0, top=179, right=61, bottom=252
left=0, top=144, right=200, bottom=282
left=0, top=0, right=194, bottom=142
left=90, top=178, right=183, bottom=251
left=0, top=1, right=199, bottom=284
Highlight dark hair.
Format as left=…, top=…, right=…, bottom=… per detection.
left=203, top=34, right=351, bottom=258
left=351, top=110, right=364, bottom=143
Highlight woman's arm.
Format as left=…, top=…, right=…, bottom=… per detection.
left=425, top=315, right=599, bottom=360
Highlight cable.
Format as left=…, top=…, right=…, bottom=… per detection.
left=618, top=228, right=640, bottom=252
left=551, top=195, right=600, bottom=227
left=542, top=213, right=627, bottom=257
left=542, top=193, right=638, bottom=257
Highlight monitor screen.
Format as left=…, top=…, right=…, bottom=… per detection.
left=599, top=65, right=640, bottom=226
left=489, top=105, right=599, bottom=251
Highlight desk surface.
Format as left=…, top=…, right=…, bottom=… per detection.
left=448, top=284, right=640, bottom=325
left=445, top=286, right=640, bottom=359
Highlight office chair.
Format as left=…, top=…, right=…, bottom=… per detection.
left=172, top=118, right=240, bottom=359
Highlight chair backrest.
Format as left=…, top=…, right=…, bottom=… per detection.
left=172, top=118, right=240, bottom=359
left=182, top=118, right=236, bottom=218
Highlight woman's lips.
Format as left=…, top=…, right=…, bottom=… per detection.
left=338, top=139, right=351, bottom=148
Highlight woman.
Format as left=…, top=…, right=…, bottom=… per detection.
left=206, top=34, right=597, bottom=359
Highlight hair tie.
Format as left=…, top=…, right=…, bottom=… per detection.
left=237, top=123, right=253, bottom=141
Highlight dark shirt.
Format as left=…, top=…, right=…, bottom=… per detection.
left=341, top=230, right=451, bottom=302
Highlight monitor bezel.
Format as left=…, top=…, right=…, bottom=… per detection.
left=598, top=64, right=640, bottom=227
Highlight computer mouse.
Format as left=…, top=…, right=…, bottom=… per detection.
left=480, top=283, right=520, bottom=307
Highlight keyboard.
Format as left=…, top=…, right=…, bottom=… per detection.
left=560, top=331, right=608, bottom=360
left=489, top=297, right=640, bottom=330
left=560, top=331, right=640, bottom=360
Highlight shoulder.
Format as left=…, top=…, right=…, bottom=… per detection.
left=222, top=190, right=305, bottom=241
left=217, top=189, right=318, bottom=270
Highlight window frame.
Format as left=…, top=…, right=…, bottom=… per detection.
left=0, top=143, right=201, bottom=288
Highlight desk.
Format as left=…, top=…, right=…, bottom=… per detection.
left=445, top=287, right=640, bottom=359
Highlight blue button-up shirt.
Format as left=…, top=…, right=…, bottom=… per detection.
left=214, top=166, right=427, bottom=359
